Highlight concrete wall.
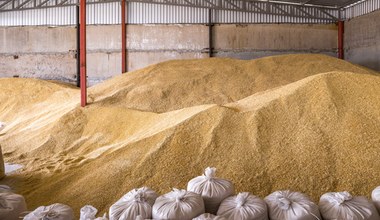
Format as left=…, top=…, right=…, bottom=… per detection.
left=0, top=27, right=77, bottom=82
left=0, top=23, right=338, bottom=85
left=127, top=25, right=209, bottom=71
left=345, top=10, right=380, bottom=71
left=214, top=24, right=338, bottom=59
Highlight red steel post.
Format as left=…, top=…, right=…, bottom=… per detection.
left=121, top=0, right=127, bottom=73
left=80, top=0, right=87, bottom=107
left=338, top=20, right=344, bottom=60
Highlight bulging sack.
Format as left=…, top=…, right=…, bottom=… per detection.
left=81, top=205, right=108, bottom=220
left=81, top=205, right=98, bottom=220
left=217, top=192, right=268, bottom=220
left=193, top=213, right=227, bottom=220
left=109, top=187, right=158, bottom=220
left=319, top=191, right=380, bottom=220
left=372, top=186, right=380, bottom=213
left=23, top=203, right=74, bottom=220
left=0, top=192, right=27, bottom=220
left=152, top=188, right=205, bottom=220
left=265, top=190, right=321, bottom=220
left=187, top=167, right=234, bottom=214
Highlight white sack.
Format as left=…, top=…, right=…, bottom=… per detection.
left=81, top=205, right=98, bottom=220
left=265, top=190, right=321, bottom=220
left=152, top=188, right=205, bottom=220
left=0, top=192, right=27, bottom=220
left=81, top=205, right=108, bottom=220
left=109, top=187, right=158, bottom=220
left=193, top=213, right=227, bottom=220
left=319, top=191, right=380, bottom=220
left=372, top=186, right=380, bottom=214
left=23, top=203, right=74, bottom=220
left=187, top=167, right=234, bottom=214
left=217, top=192, right=268, bottom=220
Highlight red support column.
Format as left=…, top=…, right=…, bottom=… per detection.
left=338, top=20, right=344, bottom=60
left=80, top=0, right=87, bottom=107
left=121, top=0, right=127, bottom=73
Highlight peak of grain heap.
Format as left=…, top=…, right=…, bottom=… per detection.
left=89, top=54, right=375, bottom=113
left=0, top=54, right=379, bottom=217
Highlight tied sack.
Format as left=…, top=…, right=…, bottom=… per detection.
left=187, top=167, right=234, bottom=214
left=23, top=203, right=74, bottom=220
left=80, top=205, right=108, bottom=220
left=265, top=190, right=321, bottom=220
left=217, top=192, right=268, bottom=220
left=152, top=188, right=205, bottom=220
left=109, top=187, right=158, bottom=220
left=372, top=186, right=380, bottom=213
left=320, top=191, right=380, bottom=220
left=0, top=192, right=27, bottom=220
left=193, top=213, right=227, bottom=220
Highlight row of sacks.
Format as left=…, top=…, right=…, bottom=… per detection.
left=100, top=167, right=380, bottom=220
left=3, top=166, right=380, bottom=219
left=5, top=187, right=380, bottom=220
left=0, top=186, right=104, bottom=220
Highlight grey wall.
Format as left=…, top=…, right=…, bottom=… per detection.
left=0, top=23, right=338, bottom=85
left=213, top=24, right=337, bottom=59
left=127, top=24, right=209, bottom=71
left=0, top=26, right=77, bottom=82
left=345, top=10, right=380, bottom=71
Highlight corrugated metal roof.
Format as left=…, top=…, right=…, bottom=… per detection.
left=0, top=0, right=375, bottom=25
left=260, top=0, right=363, bottom=8
left=0, top=0, right=366, bottom=12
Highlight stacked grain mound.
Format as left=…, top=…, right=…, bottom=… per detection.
left=89, top=54, right=375, bottom=112
left=0, top=54, right=379, bottom=218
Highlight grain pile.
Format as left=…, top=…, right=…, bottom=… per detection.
left=0, top=54, right=380, bottom=217
left=89, top=54, right=375, bottom=112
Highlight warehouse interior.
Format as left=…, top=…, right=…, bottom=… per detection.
left=0, top=0, right=380, bottom=219
left=1, top=0, right=380, bottom=84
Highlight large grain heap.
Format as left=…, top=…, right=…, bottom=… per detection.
left=0, top=54, right=379, bottom=216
